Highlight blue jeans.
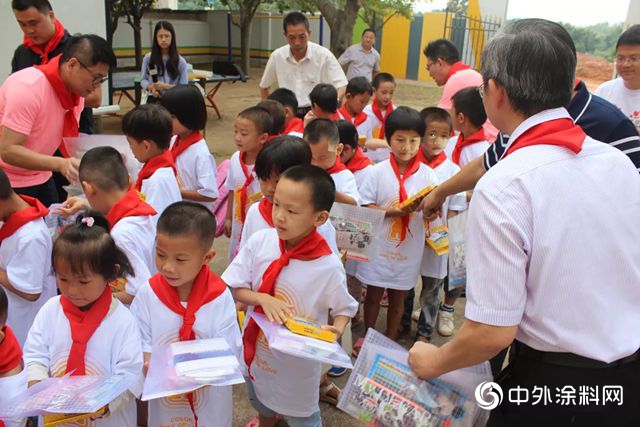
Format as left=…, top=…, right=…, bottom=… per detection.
left=245, top=378, right=322, bottom=427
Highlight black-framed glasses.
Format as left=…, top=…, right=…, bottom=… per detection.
left=77, top=60, right=109, bottom=85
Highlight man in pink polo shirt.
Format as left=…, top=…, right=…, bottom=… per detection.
left=0, top=34, right=115, bottom=206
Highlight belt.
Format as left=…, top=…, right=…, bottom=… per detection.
left=512, top=341, right=640, bottom=369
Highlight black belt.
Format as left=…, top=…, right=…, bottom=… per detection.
left=512, top=341, right=640, bottom=369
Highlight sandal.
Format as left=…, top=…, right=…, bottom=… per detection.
left=380, top=290, right=389, bottom=307
left=319, top=381, right=341, bottom=406
left=244, top=415, right=281, bottom=427
left=351, top=337, right=365, bottom=358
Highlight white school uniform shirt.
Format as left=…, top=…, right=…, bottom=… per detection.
left=356, top=160, right=439, bottom=290
left=239, top=201, right=339, bottom=255
left=130, top=282, right=241, bottom=427
left=111, top=216, right=157, bottom=297
left=0, top=218, right=56, bottom=346
left=171, top=136, right=219, bottom=211
left=224, top=151, right=262, bottom=261
left=221, top=229, right=358, bottom=417
left=330, top=169, right=361, bottom=206
left=420, top=159, right=467, bottom=279
left=0, top=368, right=27, bottom=427
left=595, top=77, right=640, bottom=133
left=465, top=107, right=640, bottom=363
left=337, top=110, right=374, bottom=141
left=452, top=138, right=490, bottom=168
left=363, top=103, right=396, bottom=140
left=23, top=296, right=143, bottom=427
left=140, top=167, right=181, bottom=225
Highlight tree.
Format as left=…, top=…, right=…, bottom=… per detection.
left=312, top=0, right=363, bottom=57
left=222, top=0, right=263, bottom=73
left=108, top=0, right=156, bottom=69
left=359, top=0, right=415, bottom=32
left=106, top=0, right=125, bottom=46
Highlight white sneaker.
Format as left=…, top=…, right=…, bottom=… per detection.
left=437, top=309, right=455, bottom=337
left=411, top=309, right=421, bottom=322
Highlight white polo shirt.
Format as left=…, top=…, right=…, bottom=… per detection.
left=465, top=108, right=640, bottom=363
left=260, top=41, right=347, bottom=108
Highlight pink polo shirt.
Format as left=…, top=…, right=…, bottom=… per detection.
left=0, top=67, right=84, bottom=188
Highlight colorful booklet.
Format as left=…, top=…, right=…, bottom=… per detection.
left=330, top=203, right=385, bottom=262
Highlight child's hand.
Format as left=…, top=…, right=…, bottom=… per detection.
left=258, top=294, right=294, bottom=324
left=143, top=352, right=151, bottom=376
left=322, top=324, right=344, bottom=340
left=56, top=196, right=88, bottom=217
left=224, top=219, right=232, bottom=238
left=235, top=301, right=248, bottom=312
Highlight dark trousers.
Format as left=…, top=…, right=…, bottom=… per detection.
left=14, top=176, right=58, bottom=207
left=488, top=348, right=640, bottom=426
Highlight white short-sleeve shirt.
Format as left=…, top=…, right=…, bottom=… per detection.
left=140, top=167, right=181, bottom=225
left=337, top=44, right=381, bottom=82
left=330, top=169, right=361, bottom=205
left=111, top=215, right=157, bottom=297
left=337, top=110, right=374, bottom=141
left=171, top=136, right=219, bottom=211
left=363, top=103, right=397, bottom=140
left=221, top=229, right=357, bottom=417
left=595, top=77, right=640, bottom=134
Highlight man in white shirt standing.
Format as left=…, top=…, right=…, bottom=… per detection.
left=408, top=19, right=640, bottom=426
left=338, top=28, right=381, bottom=82
left=595, top=25, right=640, bottom=133
left=259, top=12, right=347, bottom=118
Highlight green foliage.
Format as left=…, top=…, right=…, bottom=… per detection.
left=359, top=0, right=416, bottom=31
left=178, top=0, right=224, bottom=9
left=561, top=22, right=623, bottom=61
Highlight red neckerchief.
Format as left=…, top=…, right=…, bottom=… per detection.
left=60, top=286, right=112, bottom=376
left=106, top=186, right=157, bottom=228
left=35, top=55, right=80, bottom=158
left=0, top=196, right=49, bottom=242
left=329, top=112, right=340, bottom=121
left=284, top=117, right=305, bottom=134
left=445, top=61, right=471, bottom=81
left=134, top=150, right=177, bottom=191
left=258, top=198, right=274, bottom=227
left=23, top=19, right=65, bottom=65
left=451, top=128, right=485, bottom=166
left=238, top=152, right=256, bottom=223
left=150, top=265, right=226, bottom=427
left=338, top=105, right=368, bottom=127
left=170, top=131, right=203, bottom=161
left=345, top=147, right=373, bottom=173
left=243, top=230, right=331, bottom=378
left=371, top=99, right=393, bottom=139
left=503, top=118, right=585, bottom=159
left=0, top=326, right=22, bottom=374
left=327, top=156, right=347, bottom=174
left=417, top=149, right=447, bottom=169
left=390, top=154, right=421, bottom=243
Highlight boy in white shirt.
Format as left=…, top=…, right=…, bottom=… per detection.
left=268, top=88, right=305, bottom=137
left=303, top=84, right=340, bottom=126
left=257, top=99, right=287, bottom=136
left=222, top=165, right=357, bottom=427
left=132, top=202, right=241, bottom=427
left=224, top=106, right=273, bottom=261
left=0, top=168, right=55, bottom=346
left=356, top=107, right=439, bottom=350
left=161, top=85, right=219, bottom=210
left=61, top=147, right=157, bottom=305
left=122, top=104, right=181, bottom=223
left=364, top=72, right=397, bottom=162
left=450, top=87, right=490, bottom=168
left=304, top=118, right=361, bottom=205
left=402, top=107, right=467, bottom=342
left=337, top=77, right=375, bottom=141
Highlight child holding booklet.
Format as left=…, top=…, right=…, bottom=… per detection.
left=131, top=202, right=240, bottom=427
left=222, top=165, right=357, bottom=427
left=23, top=214, right=143, bottom=426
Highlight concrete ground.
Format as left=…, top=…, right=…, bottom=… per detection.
left=101, top=68, right=465, bottom=427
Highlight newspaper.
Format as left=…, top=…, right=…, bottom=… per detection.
left=329, top=203, right=385, bottom=262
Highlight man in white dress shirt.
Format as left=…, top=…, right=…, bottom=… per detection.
left=408, top=19, right=640, bottom=426
left=259, top=12, right=347, bottom=118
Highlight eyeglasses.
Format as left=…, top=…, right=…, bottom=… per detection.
left=77, top=60, right=109, bottom=85
left=477, top=82, right=485, bottom=100
left=426, top=61, right=436, bottom=70
left=615, top=55, right=640, bottom=65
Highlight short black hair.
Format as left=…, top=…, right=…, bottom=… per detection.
left=452, top=87, right=487, bottom=128
left=423, top=39, right=460, bottom=64
left=257, top=100, right=286, bottom=135
left=53, top=212, right=134, bottom=281
left=160, top=84, right=207, bottom=132
left=280, top=165, right=335, bottom=212
left=304, top=118, right=340, bottom=148
left=617, top=24, right=640, bottom=49
left=11, top=0, right=51, bottom=12
left=385, top=106, right=426, bottom=140
left=362, top=28, right=376, bottom=37
left=122, top=104, right=173, bottom=149
left=255, top=135, right=312, bottom=180
left=372, top=72, right=395, bottom=89
left=0, top=168, right=14, bottom=200
left=268, top=88, right=298, bottom=113
left=336, top=120, right=358, bottom=149
left=309, top=84, right=338, bottom=114
left=238, top=106, right=274, bottom=135
left=283, top=12, right=310, bottom=33
left=61, top=35, right=117, bottom=68
left=346, top=76, right=373, bottom=96
left=420, top=107, right=453, bottom=132
left=157, top=201, right=216, bottom=248
left=79, top=146, right=129, bottom=192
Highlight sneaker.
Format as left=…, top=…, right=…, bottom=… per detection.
left=327, top=366, right=348, bottom=377
left=411, top=309, right=421, bottom=322
left=437, top=309, right=455, bottom=337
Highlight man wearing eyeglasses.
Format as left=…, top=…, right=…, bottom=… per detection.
left=595, top=25, right=640, bottom=134
left=0, top=35, right=115, bottom=207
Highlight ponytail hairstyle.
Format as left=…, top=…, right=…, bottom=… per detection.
left=52, top=212, right=134, bottom=282
left=150, top=21, right=180, bottom=80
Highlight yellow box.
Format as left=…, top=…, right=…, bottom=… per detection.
left=398, top=185, right=437, bottom=210
left=285, top=316, right=336, bottom=343
left=44, top=406, right=108, bottom=426
left=248, top=192, right=263, bottom=204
